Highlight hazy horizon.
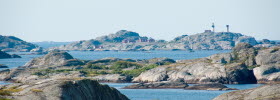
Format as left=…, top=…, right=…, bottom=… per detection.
left=1, top=0, right=280, bottom=42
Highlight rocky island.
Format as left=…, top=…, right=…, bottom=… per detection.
left=133, top=43, right=280, bottom=84
left=0, top=35, right=42, bottom=52
left=0, top=50, right=21, bottom=59
left=0, top=50, right=176, bottom=83
left=185, top=83, right=237, bottom=91
left=54, top=30, right=278, bottom=51
left=123, top=81, right=189, bottom=89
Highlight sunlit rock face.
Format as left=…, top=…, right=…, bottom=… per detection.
left=213, top=84, right=280, bottom=100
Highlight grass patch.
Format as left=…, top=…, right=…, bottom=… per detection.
left=0, top=87, right=23, bottom=96
left=0, top=98, right=12, bottom=100
left=31, top=89, right=43, bottom=92
left=121, top=64, right=158, bottom=77
left=31, top=61, right=157, bottom=78
left=247, top=65, right=260, bottom=70
left=85, top=63, right=108, bottom=69
left=110, top=61, right=143, bottom=70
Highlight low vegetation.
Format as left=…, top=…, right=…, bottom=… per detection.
left=32, top=60, right=160, bottom=78
left=0, top=86, right=23, bottom=96
left=110, top=61, right=142, bottom=70
left=31, top=89, right=43, bottom=92
left=0, top=98, right=11, bottom=100
left=121, top=64, right=158, bottom=77
left=271, top=47, right=280, bottom=53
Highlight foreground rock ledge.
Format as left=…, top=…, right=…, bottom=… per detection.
left=0, top=79, right=129, bottom=100
left=185, top=83, right=238, bottom=91
left=123, top=81, right=188, bottom=89
left=213, top=84, right=280, bottom=100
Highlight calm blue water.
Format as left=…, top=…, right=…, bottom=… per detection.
left=68, top=50, right=230, bottom=60
left=0, top=52, right=43, bottom=69
left=104, top=83, right=263, bottom=100
left=32, top=42, right=71, bottom=49
left=0, top=50, right=230, bottom=69
left=0, top=81, right=11, bottom=85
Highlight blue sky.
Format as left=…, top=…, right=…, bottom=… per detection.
left=0, top=0, right=279, bottom=42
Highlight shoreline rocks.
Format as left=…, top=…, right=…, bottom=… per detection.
left=185, top=83, right=238, bottom=91
left=123, top=81, right=189, bottom=89
left=213, top=84, right=280, bottom=100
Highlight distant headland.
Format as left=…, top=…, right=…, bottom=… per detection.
left=54, top=28, right=279, bottom=51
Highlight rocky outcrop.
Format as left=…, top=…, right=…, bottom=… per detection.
left=254, top=39, right=280, bottom=48
left=136, top=58, right=176, bottom=65
left=185, top=83, right=237, bottom=90
left=91, top=74, right=132, bottom=83
left=253, top=46, right=280, bottom=83
left=0, top=79, right=129, bottom=100
left=133, top=57, right=256, bottom=84
left=0, top=50, right=174, bottom=83
left=123, top=81, right=188, bottom=89
left=0, top=35, right=39, bottom=52
left=56, top=30, right=259, bottom=51
left=0, top=51, right=84, bottom=83
left=172, top=32, right=258, bottom=50
left=24, top=50, right=76, bottom=67
left=0, top=50, right=21, bottom=59
left=213, top=84, right=280, bottom=100
left=95, top=30, right=141, bottom=42
left=88, top=57, right=136, bottom=65
left=133, top=43, right=277, bottom=84
left=56, top=30, right=158, bottom=51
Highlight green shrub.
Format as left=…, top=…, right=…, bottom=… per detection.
left=31, top=89, right=43, bottom=92
left=271, top=48, right=280, bottom=53
left=122, top=64, right=158, bottom=77
left=0, top=90, right=11, bottom=96
left=0, top=88, right=23, bottom=96
left=110, top=61, right=142, bottom=70
left=32, top=72, right=45, bottom=76
left=98, top=70, right=108, bottom=74
left=86, top=63, right=107, bottom=69
left=0, top=98, right=12, bottom=100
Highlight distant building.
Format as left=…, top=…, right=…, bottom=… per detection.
left=212, top=23, right=215, bottom=32
left=204, top=30, right=212, bottom=33
left=98, top=45, right=103, bottom=49
left=122, top=39, right=136, bottom=43
left=148, top=38, right=155, bottom=42
left=138, top=37, right=148, bottom=42
left=94, top=45, right=103, bottom=49
left=122, top=39, right=129, bottom=43
left=226, top=25, right=229, bottom=32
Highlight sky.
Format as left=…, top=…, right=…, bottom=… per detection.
left=0, top=0, right=279, bottom=42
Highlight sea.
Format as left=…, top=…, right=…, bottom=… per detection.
left=0, top=42, right=263, bottom=100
